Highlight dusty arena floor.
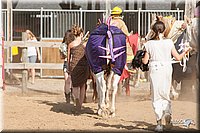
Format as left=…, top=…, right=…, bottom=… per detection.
left=2, top=78, right=199, bottom=132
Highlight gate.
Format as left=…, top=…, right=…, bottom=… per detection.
left=3, top=8, right=184, bottom=41
left=2, top=8, right=184, bottom=77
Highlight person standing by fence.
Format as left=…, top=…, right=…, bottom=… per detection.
left=60, top=30, right=75, bottom=103
left=25, top=30, right=41, bottom=84
left=68, top=25, right=90, bottom=115
left=142, top=20, right=192, bottom=132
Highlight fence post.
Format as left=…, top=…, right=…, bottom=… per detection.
left=21, top=32, right=28, bottom=93
left=138, top=8, right=141, bottom=36
left=40, top=7, right=43, bottom=78
left=40, top=7, right=43, bottom=40
left=80, top=8, right=83, bottom=28
left=177, top=8, right=180, bottom=21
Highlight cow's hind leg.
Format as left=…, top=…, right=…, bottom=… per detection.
left=170, top=80, right=180, bottom=100
left=92, top=81, right=98, bottom=103
left=106, top=70, right=114, bottom=108
left=90, top=72, right=98, bottom=103
left=95, top=71, right=107, bottom=117
left=109, top=73, right=121, bottom=117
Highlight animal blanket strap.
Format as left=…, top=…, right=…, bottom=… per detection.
left=85, top=18, right=126, bottom=118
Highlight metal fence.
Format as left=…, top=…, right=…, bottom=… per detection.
left=2, top=8, right=184, bottom=78
left=2, top=9, right=7, bottom=40
left=2, top=8, right=184, bottom=41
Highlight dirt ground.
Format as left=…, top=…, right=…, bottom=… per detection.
left=1, top=78, right=199, bottom=132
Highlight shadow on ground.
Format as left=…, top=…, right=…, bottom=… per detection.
left=94, top=120, right=198, bottom=132
left=28, top=88, right=61, bottom=95
left=36, top=100, right=95, bottom=116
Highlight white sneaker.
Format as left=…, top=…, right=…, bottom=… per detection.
left=155, top=125, right=163, bottom=132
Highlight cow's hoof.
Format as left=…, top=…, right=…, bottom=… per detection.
left=105, top=103, right=109, bottom=108
left=101, top=110, right=109, bottom=118
left=109, top=112, right=115, bottom=118
left=97, top=108, right=102, bottom=116
left=170, top=93, right=179, bottom=100
left=173, top=94, right=179, bottom=100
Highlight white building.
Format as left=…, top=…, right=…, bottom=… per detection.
left=1, top=0, right=187, bottom=10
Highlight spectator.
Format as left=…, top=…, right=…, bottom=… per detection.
left=26, top=30, right=41, bottom=84
left=60, top=30, right=75, bottom=103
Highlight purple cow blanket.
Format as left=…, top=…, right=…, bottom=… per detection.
left=85, top=23, right=126, bottom=76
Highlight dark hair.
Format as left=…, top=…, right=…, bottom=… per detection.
left=71, top=25, right=83, bottom=37
left=196, top=1, right=200, bottom=7
left=151, top=21, right=165, bottom=40
left=62, top=30, right=75, bottom=44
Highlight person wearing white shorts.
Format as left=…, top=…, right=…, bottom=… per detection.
left=26, top=30, right=41, bottom=84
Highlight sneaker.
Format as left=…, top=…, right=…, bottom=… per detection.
left=155, top=124, right=163, bottom=132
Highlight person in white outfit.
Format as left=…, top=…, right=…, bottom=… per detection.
left=26, top=30, right=41, bottom=84
left=142, top=20, right=192, bottom=132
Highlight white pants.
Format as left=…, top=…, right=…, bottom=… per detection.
left=152, top=99, right=171, bottom=120
left=149, top=62, right=172, bottom=120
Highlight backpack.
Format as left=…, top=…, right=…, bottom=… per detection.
left=132, top=50, right=149, bottom=71
left=59, top=43, right=67, bottom=59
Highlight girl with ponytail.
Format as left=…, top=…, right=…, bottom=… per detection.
left=142, top=20, right=192, bottom=131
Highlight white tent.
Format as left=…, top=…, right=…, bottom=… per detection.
left=15, top=0, right=62, bottom=9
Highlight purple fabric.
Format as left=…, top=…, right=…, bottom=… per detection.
left=107, top=30, right=115, bottom=62
left=85, top=24, right=107, bottom=74
left=194, top=6, right=200, bottom=17
left=85, top=23, right=126, bottom=75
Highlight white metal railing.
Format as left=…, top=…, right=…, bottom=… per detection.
left=2, top=8, right=184, bottom=41
left=4, top=38, right=64, bottom=92
left=134, top=8, right=184, bottom=36
left=2, top=9, right=7, bottom=40
left=2, top=8, right=184, bottom=78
